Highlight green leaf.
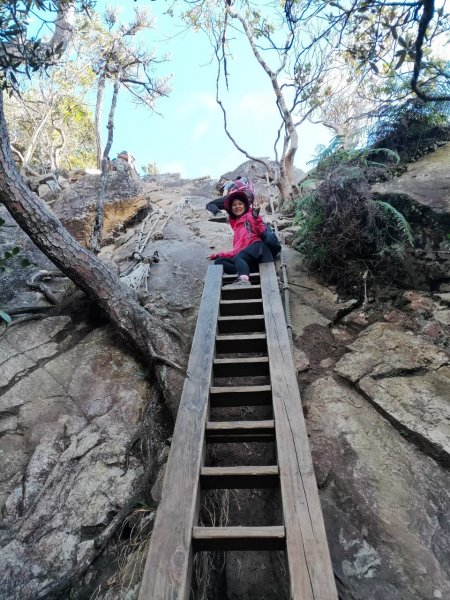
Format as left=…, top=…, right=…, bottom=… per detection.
left=12, top=246, right=20, bottom=255
left=4, top=251, right=12, bottom=259
left=0, top=310, right=12, bottom=325
left=21, top=258, right=31, bottom=267
left=0, top=218, right=5, bottom=226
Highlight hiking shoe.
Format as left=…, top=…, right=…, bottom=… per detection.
left=209, top=213, right=228, bottom=223
left=225, top=278, right=252, bottom=288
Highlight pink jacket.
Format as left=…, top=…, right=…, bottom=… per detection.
left=218, top=212, right=266, bottom=258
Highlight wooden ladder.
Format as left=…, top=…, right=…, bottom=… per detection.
left=138, top=262, right=337, bottom=599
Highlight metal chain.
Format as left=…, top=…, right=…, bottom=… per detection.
left=264, top=172, right=294, bottom=355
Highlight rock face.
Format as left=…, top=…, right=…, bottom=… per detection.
left=52, top=172, right=150, bottom=246
left=1, top=164, right=450, bottom=600
left=373, top=142, right=450, bottom=217
left=0, top=323, right=148, bottom=599
left=373, top=142, right=450, bottom=290
left=305, top=376, right=450, bottom=600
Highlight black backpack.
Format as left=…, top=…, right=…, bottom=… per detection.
left=261, top=224, right=281, bottom=258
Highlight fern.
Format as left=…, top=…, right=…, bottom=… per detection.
left=374, top=200, right=414, bottom=247
left=368, top=148, right=400, bottom=164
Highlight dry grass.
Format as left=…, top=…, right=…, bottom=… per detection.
left=191, top=489, right=233, bottom=600
left=90, top=506, right=155, bottom=600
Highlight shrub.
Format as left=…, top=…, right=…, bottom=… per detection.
left=293, top=149, right=413, bottom=293
left=369, top=98, right=450, bottom=162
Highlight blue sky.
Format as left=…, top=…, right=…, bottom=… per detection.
left=97, top=1, right=332, bottom=179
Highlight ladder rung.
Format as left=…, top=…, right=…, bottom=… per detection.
left=221, top=284, right=262, bottom=301
left=218, top=315, right=265, bottom=333
left=200, top=465, right=279, bottom=489
left=213, top=357, right=269, bottom=378
left=220, top=299, right=263, bottom=316
left=206, top=420, right=275, bottom=443
left=193, top=526, right=286, bottom=551
left=216, top=333, right=267, bottom=354
left=209, top=384, right=272, bottom=407
left=222, top=272, right=260, bottom=283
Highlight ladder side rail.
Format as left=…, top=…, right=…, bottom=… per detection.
left=260, top=263, right=338, bottom=600
left=138, top=265, right=223, bottom=600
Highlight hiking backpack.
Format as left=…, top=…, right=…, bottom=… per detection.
left=223, top=176, right=255, bottom=210
left=230, top=176, right=254, bottom=196
left=261, top=224, right=281, bottom=258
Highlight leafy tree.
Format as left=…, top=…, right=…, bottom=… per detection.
left=0, top=0, right=181, bottom=416
left=183, top=0, right=333, bottom=207
left=74, top=7, right=170, bottom=249
left=283, top=0, right=450, bottom=101
left=183, top=0, right=450, bottom=207
left=4, top=43, right=97, bottom=174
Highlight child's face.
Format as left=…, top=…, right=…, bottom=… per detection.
left=231, top=199, right=246, bottom=217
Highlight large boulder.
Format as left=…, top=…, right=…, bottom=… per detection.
left=305, top=375, right=450, bottom=600
left=334, top=322, right=450, bottom=463
left=52, top=172, right=151, bottom=246
left=0, top=324, right=151, bottom=599
left=372, top=143, right=450, bottom=290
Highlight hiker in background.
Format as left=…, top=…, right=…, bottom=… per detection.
left=207, top=184, right=273, bottom=288
left=206, top=179, right=240, bottom=222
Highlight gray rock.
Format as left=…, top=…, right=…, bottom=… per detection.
left=305, top=375, right=450, bottom=600
left=0, top=316, right=72, bottom=389
left=0, top=327, right=148, bottom=599
left=373, top=142, right=450, bottom=216
left=334, top=322, right=448, bottom=383
left=51, top=173, right=149, bottom=246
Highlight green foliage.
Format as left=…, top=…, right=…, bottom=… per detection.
left=0, top=213, right=31, bottom=325
left=373, top=201, right=414, bottom=247
left=142, top=162, right=159, bottom=176
left=310, top=141, right=400, bottom=180
left=0, top=309, right=12, bottom=325
left=0, top=245, right=31, bottom=271
left=369, top=98, right=450, bottom=159
left=293, top=148, right=413, bottom=291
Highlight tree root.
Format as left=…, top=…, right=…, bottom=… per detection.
left=27, top=270, right=68, bottom=305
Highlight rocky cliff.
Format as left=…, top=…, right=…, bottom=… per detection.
left=0, top=154, right=449, bottom=599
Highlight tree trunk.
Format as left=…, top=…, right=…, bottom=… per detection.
left=90, top=71, right=121, bottom=252
left=0, top=91, right=181, bottom=390
left=228, top=8, right=299, bottom=208
left=21, top=103, right=54, bottom=174
left=94, top=70, right=106, bottom=170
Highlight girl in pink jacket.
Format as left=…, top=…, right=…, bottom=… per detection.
left=207, top=191, right=273, bottom=287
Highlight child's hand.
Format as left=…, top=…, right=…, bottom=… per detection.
left=252, top=206, right=261, bottom=218
left=207, top=253, right=219, bottom=260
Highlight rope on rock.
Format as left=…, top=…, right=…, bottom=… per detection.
left=264, top=172, right=294, bottom=355
left=121, top=198, right=194, bottom=292
left=120, top=209, right=163, bottom=291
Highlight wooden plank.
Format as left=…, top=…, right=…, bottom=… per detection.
left=218, top=315, right=265, bottom=333
left=138, top=265, right=223, bottom=600
left=216, top=333, right=267, bottom=354
left=209, top=384, right=272, bottom=407
left=222, top=272, right=260, bottom=283
left=220, top=299, right=263, bottom=316
left=193, top=526, right=285, bottom=551
left=213, top=357, right=269, bottom=378
left=206, top=420, right=275, bottom=443
left=206, top=420, right=274, bottom=431
left=221, top=284, right=262, bottom=301
left=200, top=465, right=279, bottom=489
left=260, top=263, right=338, bottom=600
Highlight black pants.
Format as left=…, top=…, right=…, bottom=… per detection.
left=206, top=197, right=225, bottom=215
left=214, top=242, right=273, bottom=277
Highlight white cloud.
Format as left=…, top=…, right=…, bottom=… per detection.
left=176, top=92, right=217, bottom=118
